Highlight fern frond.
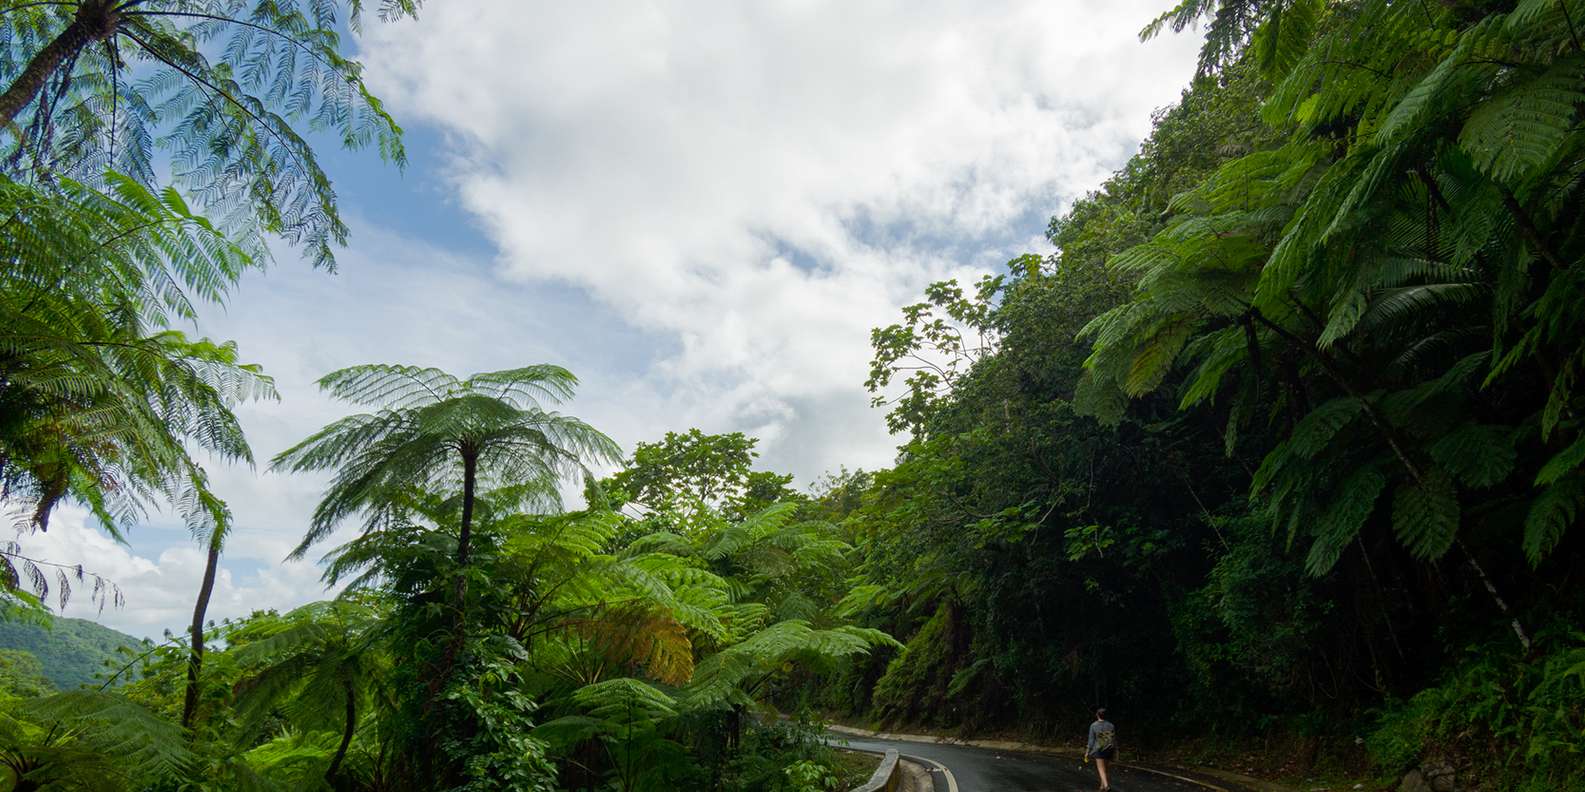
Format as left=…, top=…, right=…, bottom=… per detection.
left=1305, top=466, right=1387, bottom=575
left=1525, top=473, right=1585, bottom=566
left=27, top=690, right=193, bottom=778
left=1459, top=59, right=1585, bottom=185
left=1391, top=470, right=1461, bottom=560
left=1431, top=425, right=1519, bottom=488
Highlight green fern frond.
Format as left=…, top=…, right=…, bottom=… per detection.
left=1536, top=436, right=1585, bottom=486
left=1305, top=466, right=1387, bottom=575
left=1459, top=59, right=1585, bottom=185
left=26, top=690, right=193, bottom=778
left=1391, top=470, right=1461, bottom=560
left=1431, top=425, right=1520, bottom=488
left=1525, top=473, right=1585, bottom=566
left=1287, top=398, right=1363, bottom=459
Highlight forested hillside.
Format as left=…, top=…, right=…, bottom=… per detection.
left=0, top=616, right=146, bottom=690
left=2, top=1, right=1584, bottom=791
left=811, top=2, right=1585, bottom=790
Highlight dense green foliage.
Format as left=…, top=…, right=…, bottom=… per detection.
left=819, top=2, right=1585, bottom=789
left=0, top=0, right=416, bottom=744
left=0, top=616, right=145, bottom=691
left=2, top=425, right=893, bottom=791
left=0, top=0, right=889, bottom=786
left=594, top=429, right=798, bottom=523
left=0, top=651, right=53, bottom=701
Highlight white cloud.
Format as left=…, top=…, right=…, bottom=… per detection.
left=360, top=0, right=1199, bottom=447
left=9, top=507, right=335, bottom=641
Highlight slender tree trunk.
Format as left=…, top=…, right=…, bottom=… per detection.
left=181, top=531, right=223, bottom=731
left=450, top=450, right=478, bottom=613
left=1497, top=185, right=1567, bottom=271
left=1458, top=541, right=1532, bottom=653
left=434, top=450, right=478, bottom=700
left=327, top=678, right=356, bottom=784
left=457, top=451, right=477, bottom=568
left=0, top=1, right=120, bottom=129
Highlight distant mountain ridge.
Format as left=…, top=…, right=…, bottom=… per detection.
left=0, top=614, right=149, bottom=690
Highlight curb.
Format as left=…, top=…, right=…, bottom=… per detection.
left=898, top=752, right=959, bottom=792
left=848, top=748, right=900, bottom=792
left=839, top=746, right=953, bottom=792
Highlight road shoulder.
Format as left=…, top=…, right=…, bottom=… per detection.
left=898, top=756, right=945, bottom=792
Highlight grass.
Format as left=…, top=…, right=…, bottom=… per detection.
left=833, top=748, right=883, bottom=788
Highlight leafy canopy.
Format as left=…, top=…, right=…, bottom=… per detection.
left=273, top=364, right=622, bottom=558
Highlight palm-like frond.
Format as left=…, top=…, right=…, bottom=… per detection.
left=682, top=620, right=896, bottom=712
left=1082, top=0, right=1585, bottom=573
left=273, top=364, right=619, bottom=559
left=18, top=690, right=194, bottom=782
left=0, top=172, right=273, bottom=538
left=230, top=600, right=381, bottom=742
left=0, top=0, right=418, bottom=268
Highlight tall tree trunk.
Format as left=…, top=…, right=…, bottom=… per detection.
left=457, top=451, right=477, bottom=568
left=450, top=449, right=478, bottom=616
left=0, top=0, right=120, bottom=128
left=181, top=531, right=222, bottom=731
left=327, top=677, right=356, bottom=784
left=435, top=449, right=478, bottom=698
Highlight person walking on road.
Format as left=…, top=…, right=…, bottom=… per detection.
left=1086, top=707, right=1117, bottom=791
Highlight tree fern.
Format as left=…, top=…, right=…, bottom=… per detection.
left=0, top=0, right=418, bottom=268
left=230, top=598, right=383, bottom=785
left=0, top=172, right=272, bottom=537
left=273, top=364, right=620, bottom=566
left=1525, top=474, right=1585, bottom=566
left=11, top=690, right=194, bottom=786
left=1305, top=466, right=1386, bottom=575
left=1391, top=471, right=1461, bottom=561
left=1081, top=0, right=1585, bottom=580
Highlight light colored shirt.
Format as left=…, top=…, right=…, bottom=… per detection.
left=1087, top=719, right=1116, bottom=755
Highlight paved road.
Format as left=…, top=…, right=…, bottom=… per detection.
left=831, top=734, right=1249, bottom=792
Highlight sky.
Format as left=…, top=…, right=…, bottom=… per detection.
left=16, top=0, right=1201, bottom=640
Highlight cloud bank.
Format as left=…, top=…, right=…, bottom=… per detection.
left=361, top=0, right=1199, bottom=443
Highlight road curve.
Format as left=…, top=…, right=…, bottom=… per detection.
left=831, top=733, right=1256, bottom=792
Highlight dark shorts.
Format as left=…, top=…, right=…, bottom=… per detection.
left=1092, top=747, right=1116, bottom=761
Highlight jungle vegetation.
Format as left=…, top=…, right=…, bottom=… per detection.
left=3, top=1, right=1585, bottom=791
left=835, top=1, right=1585, bottom=789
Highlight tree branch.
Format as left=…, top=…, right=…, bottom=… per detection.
left=121, top=28, right=316, bottom=191
left=1498, top=184, right=1568, bottom=270
left=130, top=10, right=347, bottom=75
left=1249, top=309, right=1424, bottom=483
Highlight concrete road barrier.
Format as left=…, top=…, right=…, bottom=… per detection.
left=849, top=748, right=901, bottom=792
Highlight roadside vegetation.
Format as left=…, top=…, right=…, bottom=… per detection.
left=828, top=2, right=1585, bottom=790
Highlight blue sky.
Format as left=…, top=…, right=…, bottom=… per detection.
left=20, top=0, right=1201, bottom=640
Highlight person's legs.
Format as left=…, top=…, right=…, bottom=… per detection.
left=1095, top=757, right=1110, bottom=789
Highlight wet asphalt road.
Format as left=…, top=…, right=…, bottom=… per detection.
left=831, top=734, right=1245, bottom=792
